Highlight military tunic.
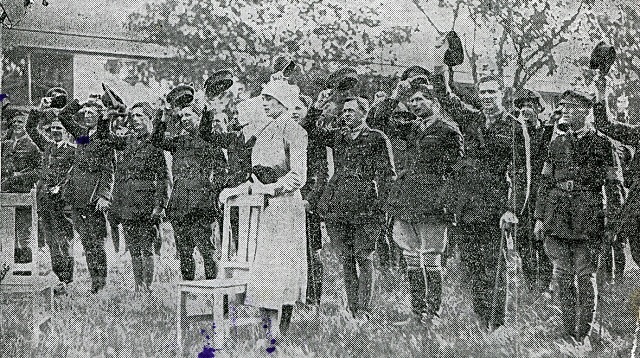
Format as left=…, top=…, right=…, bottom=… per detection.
left=26, top=109, right=76, bottom=284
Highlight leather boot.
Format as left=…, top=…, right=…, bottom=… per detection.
left=425, top=270, right=443, bottom=318
left=407, top=269, right=427, bottom=316
left=131, top=257, right=144, bottom=292
left=142, top=256, right=155, bottom=289
left=576, top=275, right=597, bottom=341
left=557, top=272, right=577, bottom=339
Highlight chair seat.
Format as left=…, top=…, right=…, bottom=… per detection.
left=0, top=274, right=57, bottom=294
left=178, top=278, right=247, bottom=295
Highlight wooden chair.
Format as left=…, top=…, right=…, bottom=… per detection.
left=176, top=181, right=273, bottom=357
left=0, top=189, right=55, bottom=350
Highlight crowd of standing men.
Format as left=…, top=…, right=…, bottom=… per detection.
left=1, top=37, right=638, bottom=344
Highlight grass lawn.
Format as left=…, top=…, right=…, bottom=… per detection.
left=1, top=223, right=638, bottom=357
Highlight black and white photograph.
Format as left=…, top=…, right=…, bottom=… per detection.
left=0, top=0, right=639, bottom=356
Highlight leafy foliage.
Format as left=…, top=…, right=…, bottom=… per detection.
left=127, top=0, right=414, bottom=91
left=411, top=0, right=588, bottom=91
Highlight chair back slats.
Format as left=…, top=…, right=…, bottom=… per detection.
left=220, top=192, right=264, bottom=279
left=0, top=189, right=38, bottom=280
left=0, top=206, right=16, bottom=273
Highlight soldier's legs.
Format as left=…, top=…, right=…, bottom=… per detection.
left=72, top=207, right=108, bottom=292
left=575, top=240, right=600, bottom=341
left=352, top=224, right=378, bottom=314
left=618, top=215, right=640, bottom=277
left=326, top=222, right=358, bottom=314
left=191, top=214, right=217, bottom=280
left=393, top=219, right=426, bottom=316
left=305, top=211, right=324, bottom=306
left=173, top=217, right=197, bottom=281
left=545, top=237, right=578, bottom=339
left=123, top=218, right=156, bottom=290
left=376, top=215, right=392, bottom=269
left=41, top=199, right=75, bottom=284
left=416, top=222, right=448, bottom=318
left=459, top=228, right=506, bottom=329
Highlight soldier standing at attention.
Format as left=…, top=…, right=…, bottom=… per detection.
left=26, top=90, right=76, bottom=293
left=58, top=92, right=122, bottom=294
left=111, top=102, right=172, bottom=292
left=152, top=85, right=227, bottom=281
left=432, top=63, right=531, bottom=329
left=376, top=70, right=464, bottom=324
left=316, top=96, right=396, bottom=321
left=534, top=88, right=623, bottom=343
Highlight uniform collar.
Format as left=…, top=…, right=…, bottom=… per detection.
left=349, top=123, right=369, bottom=140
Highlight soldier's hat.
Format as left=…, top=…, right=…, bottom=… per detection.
left=204, top=70, right=234, bottom=99
left=401, top=65, right=432, bottom=89
left=45, top=87, right=68, bottom=109
left=444, top=30, right=464, bottom=67
left=167, top=83, right=195, bottom=109
left=514, top=88, right=546, bottom=112
left=101, top=83, right=126, bottom=112
left=325, top=67, right=358, bottom=91
left=2, top=105, right=30, bottom=125
left=559, top=89, right=595, bottom=107
left=273, top=56, right=297, bottom=77
left=589, top=41, right=616, bottom=75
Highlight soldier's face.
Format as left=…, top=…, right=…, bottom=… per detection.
left=130, top=107, right=152, bottom=136
left=262, top=94, right=286, bottom=118
left=48, top=121, right=65, bottom=142
left=179, top=107, right=199, bottom=131
left=11, top=115, right=27, bottom=135
left=81, top=107, right=100, bottom=129
left=561, top=102, right=590, bottom=130
left=408, top=92, right=435, bottom=118
left=478, top=80, right=503, bottom=112
left=342, top=100, right=365, bottom=129
left=291, top=105, right=308, bottom=123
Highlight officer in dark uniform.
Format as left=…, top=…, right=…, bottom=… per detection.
left=433, top=69, right=531, bottom=330
left=534, top=88, right=623, bottom=343
left=2, top=107, right=43, bottom=264
left=111, top=102, right=172, bottom=292
left=58, top=93, right=122, bottom=294
left=316, top=96, right=396, bottom=320
left=25, top=102, right=76, bottom=289
left=152, top=85, right=227, bottom=281
left=376, top=71, right=464, bottom=324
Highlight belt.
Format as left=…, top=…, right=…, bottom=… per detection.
left=556, top=180, right=599, bottom=192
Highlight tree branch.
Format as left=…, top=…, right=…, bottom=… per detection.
left=410, top=0, right=445, bottom=35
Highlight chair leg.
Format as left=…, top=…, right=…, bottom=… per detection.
left=177, top=290, right=187, bottom=358
left=212, top=293, right=225, bottom=350
left=31, top=292, right=39, bottom=351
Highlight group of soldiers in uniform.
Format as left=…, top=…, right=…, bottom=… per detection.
left=1, top=37, right=637, bottom=344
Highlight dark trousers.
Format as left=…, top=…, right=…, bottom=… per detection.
left=40, top=194, right=74, bottom=284
left=173, top=211, right=217, bottom=280
left=123, top=216, right=158, bottom=287
left=518, top=230, right=554, bottom=292
left=458, top=227, right=507, bottom=329
left=72, top=206, right=108, bottom=291
left=544, top=236, right=600, bottom=341
left=616, top=214, right=640, bottom=278
left=306, top=211, right=324, bottom=305
left=326, top=221, right=379, bottom=314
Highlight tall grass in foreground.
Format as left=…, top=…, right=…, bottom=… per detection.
left=1, top=223, right=638, bottom=357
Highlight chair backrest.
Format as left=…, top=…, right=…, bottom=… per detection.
left=220, top=187, right=265, bottom=279
left=0, top=189, right=39, bottom=285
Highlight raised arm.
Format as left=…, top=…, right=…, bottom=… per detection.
left=26, top=109, right=53, bottom=151
left=58, top=99, right=84, bottom=139
left=198, top=108, right=237, bottom=148
left=593, top=73, right=640, bottom=145
left=151, top=109, right=178, bottom=153
left=432, top=70, right=483, bottom=131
